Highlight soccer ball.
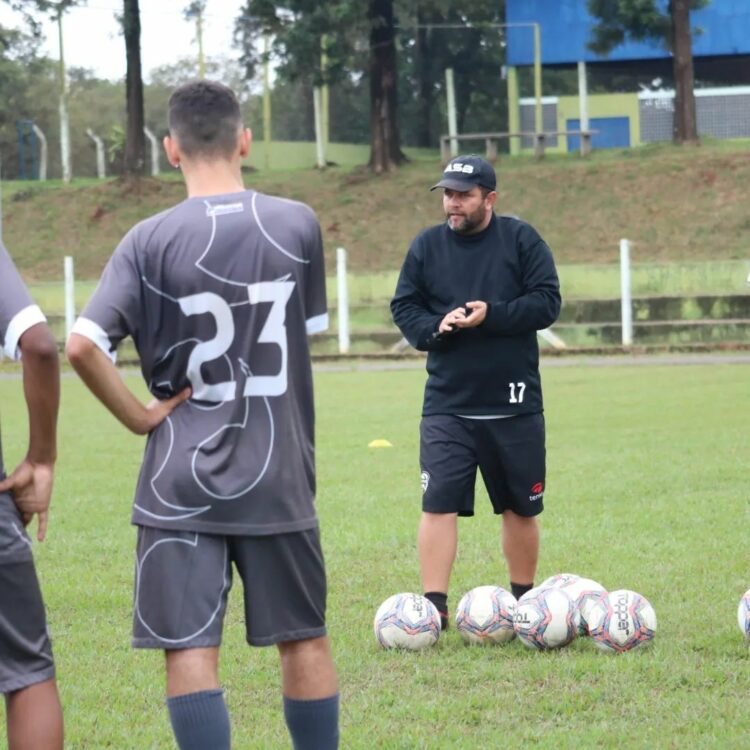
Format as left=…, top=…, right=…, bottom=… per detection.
left=514, top=587, right=578, bottom=650
left=589, top=589, right=657, bottom=653
left=540, top=572, right=581, bottom=589
left=455, top=585, right=517, bottom=645
left=737, top=588, right=750, bottom=640
left=542, top=574, right=608, bottom=635
left=373, top=593, right=441, bottom=650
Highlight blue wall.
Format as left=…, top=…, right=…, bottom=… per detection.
left=506, top=0, right=750, bottom=66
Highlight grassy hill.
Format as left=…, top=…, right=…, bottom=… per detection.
left=2, top=139, right=749, bottom=282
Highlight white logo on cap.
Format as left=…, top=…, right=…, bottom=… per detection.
left=445, top=163, right=475, bottom=174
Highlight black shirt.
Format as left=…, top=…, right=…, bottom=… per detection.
left=391, top=213, right=561, bottom=416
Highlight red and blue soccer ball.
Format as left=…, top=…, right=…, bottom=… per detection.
left=589, top=589, right=657, bottom=653
left=737, top=587, right=750, bottom=641
left=455, top=585, right=517, bottom=645
left=540, top=573, right=608, bottom=635
left=514, top=586, right=579, bottom=650
left=373, top=593, right=441, bottom=650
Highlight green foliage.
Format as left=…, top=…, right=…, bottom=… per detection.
left=587, top=0, right=710, bottom=55
left=234, top=1, right=508, bottom=149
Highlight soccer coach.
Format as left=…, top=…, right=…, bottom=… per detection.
left=391, top=155, right=561, bottom=629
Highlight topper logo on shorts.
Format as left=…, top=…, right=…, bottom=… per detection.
left=445, top=163, right=475, bottom=174
left=529, top=482, right=544, bottom=502
left=420, top=471, right=430, bottom=493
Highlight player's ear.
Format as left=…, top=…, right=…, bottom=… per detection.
left=163, top=135, right=180, bottom=168
left=486, top=190, right=498, bottom=208
left=239, top=128, right=252, bottom=158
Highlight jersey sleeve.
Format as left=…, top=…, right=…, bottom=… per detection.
left=0, top=244, right=47, bottom=361
left=70, top=230, right=142, bottom=362
left=481, top=224, right=561, bottom=336
left=303, top=215, right=328, bottom=335
left=390, top=236, right=447, bottom=351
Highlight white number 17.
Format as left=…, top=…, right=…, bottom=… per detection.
left=509, top=382, right=526, bottom=403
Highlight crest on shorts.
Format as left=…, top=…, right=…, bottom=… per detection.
left=420, top=471, right=430, bottom=493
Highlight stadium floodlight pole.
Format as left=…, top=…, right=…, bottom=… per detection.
left=406, top=22, right=543, bottom=141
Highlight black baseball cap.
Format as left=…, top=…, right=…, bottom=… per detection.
left=430, top=155, right=497, bottom=192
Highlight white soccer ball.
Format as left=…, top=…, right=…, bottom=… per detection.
left=373, top=593, right=441, bottom=650
left=542, top=574, right=608, bottom=635
left=589, top=589, right=657, bottom=653
left=540, top=572, right=581, bottom=589
left=455, top=585, right=517, bottom=645
left=514, top=587, right=578, bottom=650
left=737, top=588, right=750, bottom=641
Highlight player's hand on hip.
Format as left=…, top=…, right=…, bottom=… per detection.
left=140, top=387, right=192, bottom=435
left=439, top=307, right=468, bottom=334
left=0, top=459, right=55, bottom=541
left=455, top=301, right=487, bottom=328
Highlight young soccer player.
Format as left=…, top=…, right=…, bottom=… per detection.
left=67, top=80, right=339, bottom=750
left=0, top=244, right=62, bottom=750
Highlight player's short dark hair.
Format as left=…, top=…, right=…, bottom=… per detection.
left=168, top=80, right=242, bottom=159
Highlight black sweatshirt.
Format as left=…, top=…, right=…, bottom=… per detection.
left=391, top=213, right=561, bottom=416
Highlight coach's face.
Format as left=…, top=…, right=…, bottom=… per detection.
left=443, top=186, right=496, bottom=234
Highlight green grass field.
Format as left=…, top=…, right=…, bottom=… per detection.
left=0, top=361, right=748, bottom=748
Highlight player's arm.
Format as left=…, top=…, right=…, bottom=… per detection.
left=0, top=322, right=59, bottom=541
left=478, top=236, right=561, bottom=336
left=66, top=334, right=190, bottom=435
left=391, top=246, right=454, bottom=351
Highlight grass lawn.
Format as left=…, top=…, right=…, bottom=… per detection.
left=0, top=361, right=748, bottom=747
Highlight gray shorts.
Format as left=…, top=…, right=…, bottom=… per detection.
left=132, top=525, right=327, bottom=649
left=0, top=492, right=55, bottom=694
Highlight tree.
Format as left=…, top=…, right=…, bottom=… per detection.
left=183, top=1, right=207, bottom=77
left=235, top=0, right=406, bottom=171
left=396, top=1, right=506, bottom=148
left=367, top=0, right=405, bottom=171
left=122, top=0, right=145, bottom=176
left=587, top=0, right=709, bottom=144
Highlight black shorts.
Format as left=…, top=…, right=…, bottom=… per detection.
left=0, top=492, right=55, bottom=694
left=133, top=526, right=327, bottom=649
left=419, top=413, right=546, bottom=518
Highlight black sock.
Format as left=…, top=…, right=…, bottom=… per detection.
left=511, top=582, right=534, bottom=601
left=424, top=591, right=449, bottom=630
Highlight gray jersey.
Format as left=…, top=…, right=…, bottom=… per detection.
left=73, top=190, right=328, bottom=535
left=0, top=244, right=47, bottom=477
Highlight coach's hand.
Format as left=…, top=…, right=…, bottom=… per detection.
left=0, top=459, right=55, bottom=541
left=439, top=307, right=468, bottom=334
left=454, top=300, right=487, bottom=329
left=137, top=387, right=193, bottom=435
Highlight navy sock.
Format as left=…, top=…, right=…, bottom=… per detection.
left=166, top=689, right=231, bottom=750
left=283, top=693, right=340, bottom=750
left=424, top=591, right=449, bottom=630
left=511, top=582, right=534, bottom=600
